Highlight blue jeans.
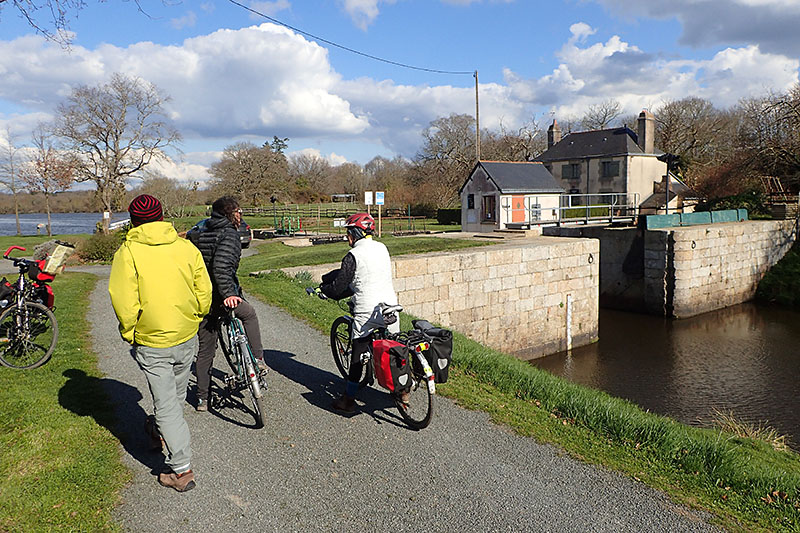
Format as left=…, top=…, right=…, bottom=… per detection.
left=134, top=336, right=197, bottom=474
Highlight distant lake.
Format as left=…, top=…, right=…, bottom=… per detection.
left=0, top=212, right=128, bottom=236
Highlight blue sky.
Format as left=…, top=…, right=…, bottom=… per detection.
left=1, top=0, right=798, bottom=186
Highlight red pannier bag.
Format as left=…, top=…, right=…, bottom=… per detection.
left=371, top=339, right=412, bottom=393
left=28, top=260, right=56, bottom=282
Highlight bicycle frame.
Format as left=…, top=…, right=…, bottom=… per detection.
left=339, top=307, right=436, bottom=395
left=223, top=311, right=264, bottom=401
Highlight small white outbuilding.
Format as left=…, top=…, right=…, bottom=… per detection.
left=459, top=161, right=564, bottom=233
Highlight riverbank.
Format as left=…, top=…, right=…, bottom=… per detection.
left=243, top=269, right=800, bottom=532
left=756, top=240, right=800, bottom=307
left=0, top=273, right=128, bottom=532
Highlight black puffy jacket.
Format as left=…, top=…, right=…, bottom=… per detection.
left=187, top=211, right=242, bottom=301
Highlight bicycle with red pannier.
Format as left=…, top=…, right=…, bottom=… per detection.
left=308, top=286, right=452, bottom=430
left=0, top=241, right=73, bottom=369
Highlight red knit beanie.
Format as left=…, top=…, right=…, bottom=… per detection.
left=128, top=194, right=163, bottom=227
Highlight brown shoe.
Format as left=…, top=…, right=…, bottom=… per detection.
left=158, top=470, right=196, bottom=492
left=332, top=394, right=356, bottom=414
left=399, top=391, right=410, bottom=405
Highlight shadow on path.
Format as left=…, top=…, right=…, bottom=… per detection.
left=58, top=368, right=165, bottom=474
left=264, top=348, right=407, bottom=428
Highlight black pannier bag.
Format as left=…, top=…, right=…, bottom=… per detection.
left=372, top=339, right=412, bottom=393
left=412, top=319, right=453, bottom=384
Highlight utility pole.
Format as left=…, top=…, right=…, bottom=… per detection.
left=474, top=70, right=480, bottom=162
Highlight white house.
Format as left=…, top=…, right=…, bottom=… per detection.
left=459, top=161, right=564, bottom=233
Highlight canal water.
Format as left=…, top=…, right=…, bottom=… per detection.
left=529, top=303, right=800, bottom=448
left=0, top=212, right=128, bottom=236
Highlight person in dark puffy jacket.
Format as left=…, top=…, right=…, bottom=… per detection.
left=188, top=196, right=266, bottom=412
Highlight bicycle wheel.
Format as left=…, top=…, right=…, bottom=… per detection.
left=250, top=385, right=267, bottom=429
left=330, top=316, right=353, bottom=379
left=395, top=371, right=434, bottom=430
left=218, top=322, right=237, bottom=374
left=0, top=301, right=58, bottom=369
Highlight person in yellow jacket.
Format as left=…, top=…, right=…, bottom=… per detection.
left=109, top=194, right=212, bottom=493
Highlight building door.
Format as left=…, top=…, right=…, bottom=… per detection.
left=511, top=195, right=525, bottom=222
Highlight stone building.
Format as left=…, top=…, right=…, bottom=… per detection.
left=536, top=110, right=693, bottom=213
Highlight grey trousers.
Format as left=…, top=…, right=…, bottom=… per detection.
left=134, top=336, right=197, bottom=474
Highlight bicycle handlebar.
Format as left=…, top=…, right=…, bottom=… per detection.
left=306, top=286, right=328, bottom=299
left=3, top=245, right=26, bottom=259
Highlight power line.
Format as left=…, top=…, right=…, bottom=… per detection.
left=226, top=0, right=474, bottom=76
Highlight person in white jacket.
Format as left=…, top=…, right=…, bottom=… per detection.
left=320, top=212, right=399, bottom=414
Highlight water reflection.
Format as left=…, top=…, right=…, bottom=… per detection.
left=529, top=303, right=800, bottom=448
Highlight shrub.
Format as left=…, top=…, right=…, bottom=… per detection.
left=408, top=203, right=437, bottom=218
left=437, top=208, right=461, bottom=225
left=77, top=232, right=124, bottom=262
left=695, top=190, right=769, bottom=217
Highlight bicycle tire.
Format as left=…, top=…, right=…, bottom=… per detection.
left=330, top=316, right=353, bottom=379
left=395, top=371, right=434, bottom=430
left=0, top=301, right=58, bottom=369
left=218, top=322, right=237, bottom=374
left=250, top=387, right=267, bottom=429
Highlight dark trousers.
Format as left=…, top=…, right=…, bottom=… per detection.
left=195, top=299, right=263, bottom=401
left=348, top=336, right=372, bottom=383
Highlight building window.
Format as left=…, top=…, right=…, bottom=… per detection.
left=482, top=195, right=496, bottom=221
left=601, top=161, right=620, bottom=178
left=467, top=194, right=475, bottom=209
left=562, top=163, right=581, bottom=179
left=530, top=203, right=542, bottom=221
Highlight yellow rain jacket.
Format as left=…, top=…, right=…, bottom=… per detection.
left=109, top=221, right=212, bottom=348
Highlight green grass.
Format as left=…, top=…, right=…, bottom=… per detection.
left=0, top=273, right=127, bottom=533
left=239, top=235, right=490, bottom=272
left=756, top=241, right=800, bottom=308
left=0, top=235, right=85, bottom=253
left=242, top=270, right=800, bottom=533
left=168, top=213, right=460, bottom=234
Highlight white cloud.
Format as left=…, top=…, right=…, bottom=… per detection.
left=341, top=0, right=396, bottom=30
left=504, top=30, right=798, bottom=120
left=289, top=147, right=349, bottom=166
left=593, top=0, right=800, bottom=57
left=0, top=25, right=370, bottom=142
left=249, top=0, right=291, bottom=18
left=170, top=11, right=197, bottom=30
left=148, top=154, right=213, bottom=185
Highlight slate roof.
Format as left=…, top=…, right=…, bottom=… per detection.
left=461, top=161, right=564, bottom=194
left=536, top=127, right=663, bottom=161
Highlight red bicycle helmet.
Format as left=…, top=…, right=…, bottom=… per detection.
left=344, top=213, right=375, bottom=232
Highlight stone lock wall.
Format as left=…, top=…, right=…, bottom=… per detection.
left=644, top=220, right=797, bottom=317
left=280, top=237, right=599, bottom=358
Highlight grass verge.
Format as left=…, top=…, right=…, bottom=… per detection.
left=239, top=235, right=490, bottom=272
left=0, top=273, right=127, bottom=533
left=756, top=241, right=800, bottom=308
left=242, top=270, right=800, bottom=533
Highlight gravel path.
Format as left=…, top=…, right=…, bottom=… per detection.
left=81, top=267, right=723, bottom=533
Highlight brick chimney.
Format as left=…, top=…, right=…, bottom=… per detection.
left=547, top=119, right=562, bottom=149
left=637, top=109, right=654, bottom=153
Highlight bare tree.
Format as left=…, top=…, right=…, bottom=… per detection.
left=0, top=128, right=25, bottom=235
left=53, top=73, right=181, bottom=232
left=22, top=124, right=75, bottom=236
left=134, top=173, right=199, bottom=218
left=482, top=118, right=546, bottom=162
left=1, top=0, right=85, bottom=46
left=210, top=140, right=289, bottom=205
left=414, top=114, right=477, bottom=208
left=289, top=152, right=333, bottom=200
left=580, top=99, right=622, bottom=130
